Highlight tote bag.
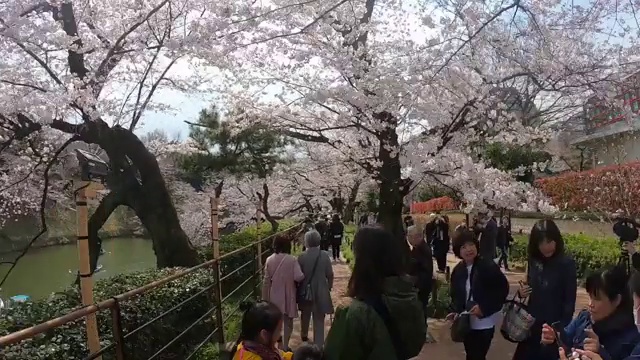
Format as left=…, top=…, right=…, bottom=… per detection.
left=500, top=263, right=535, bottom=343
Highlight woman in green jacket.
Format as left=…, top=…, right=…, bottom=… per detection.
left=323, top=226, right=427, bottom=360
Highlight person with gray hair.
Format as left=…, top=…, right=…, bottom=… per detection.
left=297, top=230, right=334, bottom=346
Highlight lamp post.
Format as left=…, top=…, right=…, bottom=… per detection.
left=75, top=149, right=109, bottom=359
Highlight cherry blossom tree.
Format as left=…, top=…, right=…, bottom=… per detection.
left=286, top=144, right=367, bottom=221
left=0, top=0, right=339, bottom=273
left=219, top=0, right=638, bottom=242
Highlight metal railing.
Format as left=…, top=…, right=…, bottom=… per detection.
left=0, top=221, right=301, bottom=360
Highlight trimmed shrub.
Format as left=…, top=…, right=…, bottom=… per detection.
left=510, top=233, right=620, bottom=279
left=0, top=268, right=215, bottom=360
left=535, top=162, right=640, bottom=217
left=410, top=197, right=457, bottom=214
left=0, top=221, right=299, bottom=360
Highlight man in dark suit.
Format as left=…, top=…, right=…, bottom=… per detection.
left=478, top=213, right=498, bottom=260
left=315, top=216, right=329, bottom=251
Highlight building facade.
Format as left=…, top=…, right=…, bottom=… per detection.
left=571, top=73, right=640, bottom=167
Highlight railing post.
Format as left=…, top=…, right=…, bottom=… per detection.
left=210, top=196, right=225, bottom=348
left=76, top=182, right=102, bottom=359
left=110, top=300, right=126, bottom=360
left=254, top=203, right=263, bottom=298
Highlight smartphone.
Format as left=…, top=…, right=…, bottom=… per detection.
left=551, top=321, right=570, bottom=353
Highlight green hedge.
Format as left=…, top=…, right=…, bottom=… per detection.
left=510, top=233, right=620, bottom=279
left=0, top=221, right=300, bottom=360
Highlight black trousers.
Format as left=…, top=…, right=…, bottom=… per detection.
left=417, top=285, right=431, bottom=322
left=320, top=240, right=330, bottom=251
left=463, top=328, right=494, bottom=360
left=497, top=245, right=509, bottom=269
left=434, top=241, right=449, bottom=271
left=331, top=241, right=341, bottom=260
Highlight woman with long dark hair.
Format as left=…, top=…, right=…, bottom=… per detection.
left=447, top=230, right=509, bottom=360
left=323, top=226, right=426, bottom=359
left=230, top=300, right=293, bottom=360
left=513, top=220, right=577, bottom=360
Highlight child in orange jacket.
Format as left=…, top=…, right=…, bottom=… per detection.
left=231, top=301, right=293, bottom=360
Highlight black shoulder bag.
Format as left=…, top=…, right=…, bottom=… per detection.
left=297, top=253, right=320, bottom=303
left=450, top=266, right=473, bottom=343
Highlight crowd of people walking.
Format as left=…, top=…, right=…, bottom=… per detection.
left=229, top=210, right=640, bottom=360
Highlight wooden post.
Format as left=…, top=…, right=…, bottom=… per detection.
left=209, top=196, right=225, bottom=349
left=76, top=182, right=101, bottom=359
left=255, top=202, right=263, bottom=298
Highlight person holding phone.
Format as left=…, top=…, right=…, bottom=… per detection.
left=513, top=220, right=577, bottom=360
left=446, top=230, right=509, bottom=360
left=558, top=271, right=640, bottom=360
left=542, top=267, right=639, bottom=360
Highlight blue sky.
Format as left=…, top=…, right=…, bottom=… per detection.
left=135, top=90, right=210, bottom=139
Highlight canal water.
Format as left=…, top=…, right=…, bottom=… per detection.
left=0, top=238, right=156, bottom=300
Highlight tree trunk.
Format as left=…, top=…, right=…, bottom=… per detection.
left=372, top=111, right=413, bottom=266
left=375, top=112, right=409, bottom=251
left=111, top=127, right=200, bottom=268
left=54, top=121, right=200, bottom=270
left=257, top=183, right=279, bottom=233
left=343, top=180, right=361, bottom=223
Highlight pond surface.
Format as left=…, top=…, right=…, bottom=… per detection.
left=0, top=238, right=156, bottom=300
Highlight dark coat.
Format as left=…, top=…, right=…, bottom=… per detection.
left=424, top=221, right=436, bottom=244
left=479, top=219, right=498, bottom=259
left=409, top=241, right=433, bottom=293
left=513, top=254, right=577, bottom=360
left=449, top=256, right=509, bottom=317
left=329, top=221, right=344, bottom=244
left=624, top=343, right=640, bottom=359
left=315, top=220, right=329, bottom=240
left=560, top=310, right=640, bottom=360
left=497, top=225, right=508, bottom=248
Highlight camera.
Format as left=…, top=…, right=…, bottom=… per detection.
left=613, top=217, right=639, bottom=244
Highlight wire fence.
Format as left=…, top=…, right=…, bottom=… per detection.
left=0, top=222, right=301, bottom=360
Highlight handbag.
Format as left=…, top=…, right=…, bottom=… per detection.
left=297, top=253, right=320, bottom=303
left=450, top=312, right=471, bottom=343
left=450, top=268, right=474, bottom=343
left=500, top=263, right=535, bottom=343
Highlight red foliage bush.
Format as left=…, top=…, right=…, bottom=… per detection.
left=535, top=161, right=640, bottom=216
left=410, top=196, right=458, bottom=214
